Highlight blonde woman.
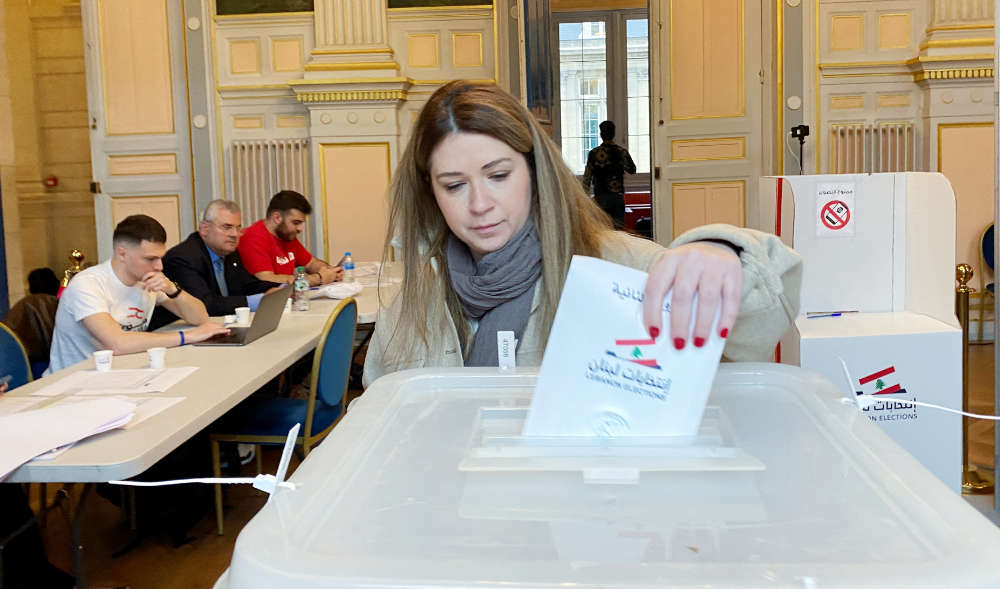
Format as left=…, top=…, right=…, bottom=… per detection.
left=363, top=81, right=801, bottom=385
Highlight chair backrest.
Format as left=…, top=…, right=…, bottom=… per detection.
left=0, top=322, right=32, bottom=390
left=309, top=298, right=358, bottom=413
left=982, top=224, right=994, bottom=273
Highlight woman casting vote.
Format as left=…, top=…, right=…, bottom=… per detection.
left=363, top=81, right=801, bottom=385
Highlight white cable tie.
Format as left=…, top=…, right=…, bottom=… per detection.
left=110, top=474, right=299, bottom=493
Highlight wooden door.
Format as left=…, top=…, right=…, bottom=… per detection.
left=650, top=0, right=769, bottom=241
left=82, top=0, right=195, bottom=260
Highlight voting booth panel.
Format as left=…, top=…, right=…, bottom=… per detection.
left=752, top=173, right=962, bottom=491
left=217, top=367, right=1000, bottom=588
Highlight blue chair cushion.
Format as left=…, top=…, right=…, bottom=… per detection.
left=218, top=395, right=342, bottom=441
left=30, top=361, right=48, bottom=381
left=984, top=225, right=995, bottom=272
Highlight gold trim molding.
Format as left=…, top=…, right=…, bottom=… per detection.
left=312, top=47, right=395, bottom=56
left=919, top=37, right=994, bottom=51
left=304, top=61, right=399, bottom=72
left=914, top=67, right=994, bottom=82
left=670, top=137, right=746, bottom=162
left=295, top=89, right=407, bottom=103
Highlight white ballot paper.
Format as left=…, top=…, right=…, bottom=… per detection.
left=523, top=256, right=725, bottom=437
left=31, top=367, right=198, bottom=397
left=0, top=397, right=136, bottom=480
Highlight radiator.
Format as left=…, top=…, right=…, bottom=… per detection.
left=231, top=139, right=311, bottom=248
left=828, top=123, right=915, bottom=174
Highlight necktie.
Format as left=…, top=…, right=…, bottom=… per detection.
left=214, top=258, right=229, bottom=296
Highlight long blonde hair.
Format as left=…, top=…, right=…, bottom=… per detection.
left=381, top=80, right=611, bottom=364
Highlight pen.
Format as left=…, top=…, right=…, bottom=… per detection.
left=807, top=312, right=842, bottom=319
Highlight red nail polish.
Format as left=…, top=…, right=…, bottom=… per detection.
left=649, top=326, right=660, bottom=338
left=694, top=337, right=705, bottom=348
left=673, top=338, right=685, bottom=350
left=720, top=328, right=729, bottom=339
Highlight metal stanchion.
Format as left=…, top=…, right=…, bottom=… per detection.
left=957, top=263, right=994, bottom=494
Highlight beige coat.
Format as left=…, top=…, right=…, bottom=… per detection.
left=363, top=224, right=802, bottom=386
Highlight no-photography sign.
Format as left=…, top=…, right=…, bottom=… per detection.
left=816, top=183, right=856, bottom=236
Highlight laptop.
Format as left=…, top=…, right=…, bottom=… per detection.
left=195, top=286, right=292, bottom=347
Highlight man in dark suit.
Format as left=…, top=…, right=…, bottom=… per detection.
left=150, top=200, right=281, bottom=330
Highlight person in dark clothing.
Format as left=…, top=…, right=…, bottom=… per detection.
left=149, top=200, right=281, bottom=330
left=581, top=120, right=636, bottom=230
left=27, top=268, right=60, bottom=296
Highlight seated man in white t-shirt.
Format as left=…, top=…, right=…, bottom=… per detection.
left=47, top=214, right=231, bottom=374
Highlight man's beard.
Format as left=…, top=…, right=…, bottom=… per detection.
left=275, top=224, right=294, bottom=241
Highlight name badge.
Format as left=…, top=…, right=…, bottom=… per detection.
left=497, top=331, right=516, bottom=370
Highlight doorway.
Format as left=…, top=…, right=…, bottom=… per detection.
left=552, top=9, right=652, bottom=235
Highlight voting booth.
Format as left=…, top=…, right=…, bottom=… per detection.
left=752, top=172, right=962, bottom=491
left=217, top=366, right=1000, bottom=588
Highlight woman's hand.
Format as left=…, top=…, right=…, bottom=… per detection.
left=642, top=241, right=743, bottom=349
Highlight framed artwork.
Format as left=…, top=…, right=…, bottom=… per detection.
left=216, top=0, right=314, bottom=15
left=388, top=0, right=491, bottom=7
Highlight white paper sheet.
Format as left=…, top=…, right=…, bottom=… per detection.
left=30, top=367, right=198, bottom=397
left=45, top=394, right=184, bottom=429
left=523, top=256, right=725, bottom=437
left=0, top=396, right=47, bottom=416
left=29, top=395, right=184, bottom=461
left=0, top=397, right=136, bottom=479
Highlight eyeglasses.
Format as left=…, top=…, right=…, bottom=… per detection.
left=212, top=222, right=242, bottom=233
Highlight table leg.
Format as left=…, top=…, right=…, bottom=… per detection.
left=71, top=482, right=93, bottom=589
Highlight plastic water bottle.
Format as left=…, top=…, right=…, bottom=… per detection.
left=293, top=266, right=310, bottom=311
left=342, top=252, right=354, bottom=282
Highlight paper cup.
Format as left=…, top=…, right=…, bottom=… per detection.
left=148, top=347, right=166, bottom=370
left=235, top=306, right=251, bottom=326
left=93, top=350, right=113, bottom=372
left=224, top=314, right=237, bottom=325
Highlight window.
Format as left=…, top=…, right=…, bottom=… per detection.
left=558, top=21, right=607, bottom=174
left=626, top=18, right=649, bottom=174
left=556, top=13, right=649, bottom=179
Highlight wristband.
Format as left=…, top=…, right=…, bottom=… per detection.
left=179, top=331, right=186, bottom=346
left=166, top=282, right=183, bottom=298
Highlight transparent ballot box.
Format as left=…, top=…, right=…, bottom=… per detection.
left=217, top=364, right=1000, bottom=588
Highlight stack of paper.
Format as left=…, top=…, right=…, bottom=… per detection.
left=0, top=397, right=136, bottom=479
left=30, top=367, right=198, bottom=397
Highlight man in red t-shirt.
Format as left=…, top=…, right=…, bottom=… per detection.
left=239, top=190, right=343, bottom=286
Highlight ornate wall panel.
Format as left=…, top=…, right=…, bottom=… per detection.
left=319, top=143, right=390, bottom=263
left=215, top=12, right=314, bottom=88
left=229, top=39, right=262, bottom=74
left=669, top=0, right=744, bottom=120
left=388, top=6, right=495, bottom=84
left=107, top=154, right=178, bottom=176
left=669, top=137, right=746, bottom=162
left=109, top=194, right=181, bottom=249
left=99, top=0, right=174, bottom=135
left=452, top=32, right=483, bottom=67
left=407, top=33, right=440, bottom=67
left=272, top=38, right=304, bottom=72
left=671, top=180, right=745, bottom=236
left=878, top=13, right=911, bottom=50
left=939, top=123, right=994, bottom=278
left=830, top=14, right=863, bottom=51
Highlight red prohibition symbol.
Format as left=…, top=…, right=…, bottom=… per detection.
left=821, top=200, right=850, bottom=230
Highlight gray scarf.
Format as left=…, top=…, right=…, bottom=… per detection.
left=446, top=218, right=542, bottom=366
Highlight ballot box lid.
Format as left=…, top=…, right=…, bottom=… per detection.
left=222, top=364, right=1000, bottom=589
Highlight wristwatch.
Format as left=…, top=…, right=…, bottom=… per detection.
left=166, top=282, right=183, bottom=298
